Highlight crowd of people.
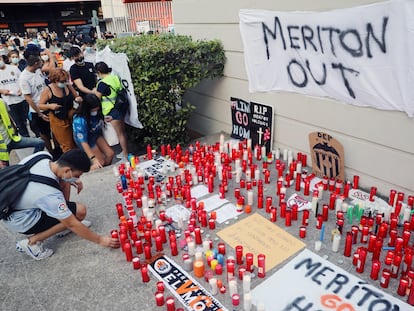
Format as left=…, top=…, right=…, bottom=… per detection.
left=0, top=31, right=128, bottom=260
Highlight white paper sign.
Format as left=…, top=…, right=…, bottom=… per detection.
left=239, top=0, right=414, bottom=117
left=252, top=248, right=412, bottom=311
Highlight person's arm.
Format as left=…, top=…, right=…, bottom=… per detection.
left=67, top=83, right=82, bottom=103
left=59, top=214, right=120, bottom=248
left=80, top=141, right=103, bottom=169
left=72, top=77, right=95, bottom=95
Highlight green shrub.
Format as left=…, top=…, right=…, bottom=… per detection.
left=96, top=34, right=225, bottom=148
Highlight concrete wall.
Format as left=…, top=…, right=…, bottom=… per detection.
left=172, top=0, right=414, bottom=197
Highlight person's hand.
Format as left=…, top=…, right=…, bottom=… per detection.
left=104, top=116, right=112, bottom=122
left=39, top=113, right=49, bottom=122
left=91, top=157, right=103, bottom=170
left=75, top=96, right=83, bottom=103
left=71, top=179, right=83, bottom=194
left=51, top=103, right=62, bottom=111
left=99, top=235, right=120, bottom=248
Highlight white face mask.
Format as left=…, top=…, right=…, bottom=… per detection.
left=90, top=111, right=98, bottom=116
left=57, top=82, right=66, bottom=89
left=0, top=61, right=5, bottom=68
left=41, top=55, right=49, bottom=62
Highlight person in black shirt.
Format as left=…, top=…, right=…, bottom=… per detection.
left=68, top=46, right=96, bottom=98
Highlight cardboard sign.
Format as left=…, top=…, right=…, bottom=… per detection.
left=149, top=255, right=228, bottom=311
left=230, top=97, right=251, bottom=140
left=250, top=101, right=273, bottom=154
left=216, top=213, right=305, bottom=271
left=230, top=97, right=273, bottom=153
left=251, top=248, right=412, bottom=311
left=309, top=132, right=345, bottom=181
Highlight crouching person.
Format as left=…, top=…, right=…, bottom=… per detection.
left=1, top=149, right=119, bottom=260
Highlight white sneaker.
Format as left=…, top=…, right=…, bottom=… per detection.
left=55, top=219, right=92, bottom=238
left=116, top=152, right=125, bottom=159
left=17, top=239, right=53, bottom=261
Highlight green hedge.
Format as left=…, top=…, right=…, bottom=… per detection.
left=96, top=34, right=226, bottom=148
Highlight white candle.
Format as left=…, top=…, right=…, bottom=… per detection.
left=243, top=292, right=252, bottom=311
left=247, top=190, right=254, bottom=206
left=256, top=303, right=266, bottom=311
left=314, top=240, right=322, bottom=251
left=146, top=210, right=153, bottom=222
left=402, top=204, right=411, bottom=223
left=203, top=240, right=210, bottom=253
left=209, top=278, right=218, bottom=295
left=332, top=234, right=341, bottom=252
left=217, top=165, right=223, bottom=181
left=187, top=240, right=195, bottom=256
left=183, top=258, right=193, bottom=271
left=243, top=271, right=251, bottom=293
left=235, top=158, right=241, bottom=170
left=243, top=149, right=248, bottom=161
left=247, top=138, right=252, bottom=149
left=261, top=146, right=266, bottom=159
left=275, top=148, right=280, bottom=160
left=318, top=185, right=324, bottom=200
left=141, top=195, right=148, bottom=209
left=194, top=251, right=202, bottom=261
left=283, top=149, right=288, bottom=161
left=245, top=170, right=251, bottom=182
left=335, top=196, right=343, bottom=212
left=254, top=168, right=260, bottom=180
left=341, top=202, right=349, bottom=213
left=296, top=162, right=302, bottom=173
left=235, top=168, right=242, bottom=183
left=113, top=166, right=119, bottom=177
left=228, top=278, right=238, bottom=297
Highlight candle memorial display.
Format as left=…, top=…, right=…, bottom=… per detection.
left=107, top=137, right=413, bottom=310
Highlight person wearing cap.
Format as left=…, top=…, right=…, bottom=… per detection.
left=1, top=149, right=120, bottom=260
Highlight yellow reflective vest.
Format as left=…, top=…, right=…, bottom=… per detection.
left=0, top=99, right=21, bottom=162
left=99, top=75, right=122, bottom=116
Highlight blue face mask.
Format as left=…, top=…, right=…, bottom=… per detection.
left=57, top=82, right=66, bottom=89
left=62, top=170, right=78, bottom=184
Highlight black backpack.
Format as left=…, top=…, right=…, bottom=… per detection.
left=0, top=153, right=61, bottom=220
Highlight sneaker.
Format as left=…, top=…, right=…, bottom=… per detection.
left=17, top=238, right=53, bottom=261
left=55, top=219, right=92, bottom=238
left=15, top=240, right=25, bottom=253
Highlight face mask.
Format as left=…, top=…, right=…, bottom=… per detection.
left=75, top=56, right=84, bottom=64
left=11, top=57, right=19, bottom=64
left=62, top=170, right=78, bottom=184
left=41, top=55, right=49, bottom=62
left=85, top=47, right=93, bottom=53
left=90, top=111, right=98, bottom=116
left=57, top=82, right=66, bottom=89
left=0, top=61, right=4, bottom=68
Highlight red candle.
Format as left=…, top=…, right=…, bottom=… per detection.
left=156, top=281, right=165, bottom=292
left=208, top=218, right=216, bottom=230
left=270, top=207, right=277, bottom=222
left=170, top=241, right=178, bottom=256
left=299, top=226, right=306, bottom=239
left=124, top=241, right=133, bottom=262
left=257, top=254, right=266, bottom=278
left=397, top=278, right=409, bottom=296
left=194, top=227, right=202, bottom=244
left=116, top=203, right=124, bottom=218
left=369, top=186, right=377, bottom=201
left=360, top=226, right=369, bottom=243
left=134, top=240, right=143, bottom=254
left=408, top=274, right=414, bottom=305
left=304, top=179, right=310, bottom=196
left=141, top=263, right=150, bottom=283
left=111, top=230, right=119, bottom=240
left=285, top=210, right=292, bottom=227
left=218, top=242, right=226, bottom=255
left=246, top=253, right=254, bottom=272
left=232, top=293, right=240, bottom=306
left=132, top=256, right=141, bottom=270
left=356, top=247, right=367, bottom=273
left=166, top=296, right=176, bottom=311
left=353, top=175, right=359, bottom=189
left=369, top=260, right=381, bottom=281
left=236, top=245, right=243, bottom=265
left=295, top=172, right=302, bottom=191
left=322, top=204, right=329, bottom=221
left=144, top=244, right=152, bottom=260
left=302, top=209, right=310, bottom=226
left=155, top=236, right=163, bottom=252
left=344, top=232, right=353, bottom=257
left=380, top=269, right=391, bottom=288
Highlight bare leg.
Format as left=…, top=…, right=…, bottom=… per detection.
left=111, top=119, right=128, bottom=158
left=95, top=136, right=115, bottom=166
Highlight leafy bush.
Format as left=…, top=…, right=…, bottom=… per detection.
left=96, top=34, right=225, bottom=148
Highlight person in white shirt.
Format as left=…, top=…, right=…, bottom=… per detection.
left=0, top=53, right=29, bottom=137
